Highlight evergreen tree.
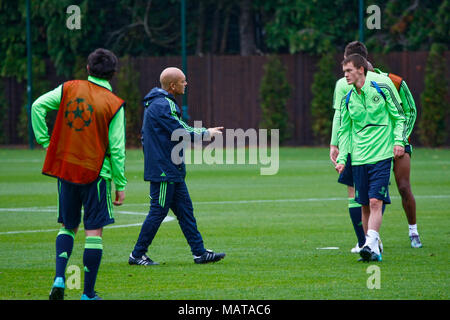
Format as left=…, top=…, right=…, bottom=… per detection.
left=116, top=56, right=142, bottom=147
left=419, top=43, right=449, bottom=147
left=259, top=55, right=292, bottom=144
left=310, top=51, right=336, bottom=145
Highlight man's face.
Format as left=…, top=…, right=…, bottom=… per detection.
left=172, top=74, right=187, bottom=95
left=343, top=62, right=364, bottom=85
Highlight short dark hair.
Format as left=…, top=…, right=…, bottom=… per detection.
left=342, top=54, right=368, bottom=74
left=344, top=41, right=368, bottom=59
left=87, top=48, right=118, bottom=80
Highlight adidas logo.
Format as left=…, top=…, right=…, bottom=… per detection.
left=58, top=252, right=68, bottom=259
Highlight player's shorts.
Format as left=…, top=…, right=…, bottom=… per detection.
left=338, top=154, right=354, bottom=187
left=57, top=177, right=114, bottom=230
left=352, top=158, right=392, bottom=206
left=392, top=145, right=412, bottom=164
left=404, top=144, right=412, bottom=156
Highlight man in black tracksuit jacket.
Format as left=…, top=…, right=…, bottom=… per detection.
left=129, top=67, right=225, bottom=265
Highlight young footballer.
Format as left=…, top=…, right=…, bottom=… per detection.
left=330, top=41, right=422, bottom=252
left=32, top=48, right=127, bottom=300
left=336, top=54, right=406, bottom=262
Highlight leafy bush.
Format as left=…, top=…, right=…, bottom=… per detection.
left=0, top=80, right=7, bottom=144
left=259, top=55, right=292, bottom=144
left=419, top=43, right=449, bottom=147
left=115, top=55, right=142, bottom=148
left=310, top=51, right=336, bottom=145
left=17, top=58, right=49, bottom=146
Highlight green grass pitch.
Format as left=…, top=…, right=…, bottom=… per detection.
left=0, top=147, right=449, bottom=300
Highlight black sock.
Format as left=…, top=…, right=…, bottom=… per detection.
left=348, top=198, right=365, bottom=248
left=83, top=236, right=103, bottom=298
left=55, top=228, right=75, bottom=280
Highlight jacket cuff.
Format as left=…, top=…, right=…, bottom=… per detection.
left=115, top=185, right=126, bottom=192
left=336, top=157, right=347, bottom=165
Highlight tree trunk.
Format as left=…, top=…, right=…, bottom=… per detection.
left=239, top=0, right=257, bottom=56
left=195, top=1, right=206, bottom=56
left=210, top=0, right=224, bottom=54
left=219, top=3, right=232, bottom=54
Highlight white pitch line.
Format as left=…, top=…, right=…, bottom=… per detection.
left=119, top=194, right=450, bottom=207
left=1, top=194, right=449, bottom=235
left=0, top=216, right=174, bottom=236
left=1, top=194, right=449, bottom=213
left=193, top=198, right=346, bottom=205
left=115, top=210, right=148, bottom=216
left=0, top=208, right=149, bottom=214
left=0, top=206, right=57, bottom=213
left=192, top=194, right=450, bottom=205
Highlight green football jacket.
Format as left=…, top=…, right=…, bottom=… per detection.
left=330, top=70, right=415, bottom=147
left=336, top=76, right=406, bottom=166
left=373, top=68, right=417, bottom=141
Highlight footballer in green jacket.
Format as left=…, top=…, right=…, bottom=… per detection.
left=330, top=41, right=422, bottom=253
left=336, top=54, right=405, bottom=262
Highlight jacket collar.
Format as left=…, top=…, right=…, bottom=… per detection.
left=352, top=74, right=371, bottom=95
left=88, top=76, right=112, bottom=91
left=159, top=88, right=176, bottom=101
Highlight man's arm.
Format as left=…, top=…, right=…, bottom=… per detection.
left=374, top=76, right=408, bottom=146
left=336, top=99, right=352, bottom=167
left=382, top=87, right=406, bottom=158
left=383, top=87, right=406, bottom=147
left=398, top=80, right=417, bottom=140
left=31, top=85, right=62, bottom=148
left=108, top=107, right=127, bottom=191
left=330, top=78, right=349, bottom=164
left=158, top=98, right=212, bottom=140
left=330, top=109, right=340, bottom=165
left=330, top=109, right=341, bottom=146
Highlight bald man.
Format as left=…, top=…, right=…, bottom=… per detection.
left=128, top=67, right=226, bottom=266
left=160, top=67, right=186, bottom=94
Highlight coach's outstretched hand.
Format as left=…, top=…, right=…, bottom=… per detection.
left=207, top=127, right=224, bottom=137
left=113, top=190, right=125, bottom=206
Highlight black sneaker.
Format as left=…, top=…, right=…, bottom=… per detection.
left=359, top=246, right=382, bottom=262
left=128, top=253, right=159, bottom=266
left=194, top=249, right=226, bottom=264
